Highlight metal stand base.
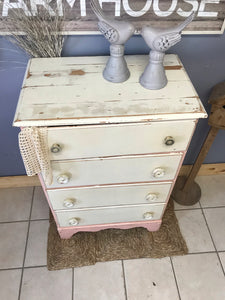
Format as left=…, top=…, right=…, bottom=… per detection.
left=172, top=176, right=201, bottom=206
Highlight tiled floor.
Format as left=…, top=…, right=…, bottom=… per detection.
left=0, top=174, right=225, bottom=300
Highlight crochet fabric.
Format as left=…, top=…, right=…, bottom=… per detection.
left=19, top=127, right=52, bottom=185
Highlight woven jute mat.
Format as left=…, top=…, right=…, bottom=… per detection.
left=47, top=200, right=188, bottom=270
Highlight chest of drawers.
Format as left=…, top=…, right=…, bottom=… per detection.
left=13, top=55, right=207, bottom=239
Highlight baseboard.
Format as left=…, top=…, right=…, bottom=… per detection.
left=0, top=163, right=225, bottom=189
left=0, top=175, right=40, bottom=189
left=179, top=163, right=225, bottom=177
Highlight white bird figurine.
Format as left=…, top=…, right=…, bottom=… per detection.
left=90, top=0, right=135, bottom=83
left=140, top=13, right=195, bottom=90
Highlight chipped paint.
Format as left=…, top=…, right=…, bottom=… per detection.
left=26, top=71, right=31, bottom=79
left=164, top=66, right=182, bottom=70
left=44, top=73, right=60, bottom=78
left=13, top=55, right=207, bottom=127
left=186, top=96, right=199, bottom=99
left=70, top=70, right=85, bottom=76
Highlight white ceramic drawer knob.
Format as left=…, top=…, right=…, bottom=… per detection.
left=143, top=212, right=154, bottom=220
left=68, top=218, right=79, bottom=226
left=152, top=168, right=165, bottom=178
left=50, top=144, right=62, bottom=153
left=63, top=198, right=76, bottom=208
left=57, top=174, right=70, bottom=184
left=145, top=193, right=158, bottom=202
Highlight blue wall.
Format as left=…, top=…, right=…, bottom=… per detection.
left=0, top=33, right=225, bottom=176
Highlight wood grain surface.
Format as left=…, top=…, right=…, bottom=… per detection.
left=13, top=55, right=207, bottom=127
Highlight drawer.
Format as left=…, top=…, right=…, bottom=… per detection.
left=47, top=182, right=172, bottom=210
left=47, top=154, right=182, bottom=188
left=48, top=120, right=195, bottom=160
left=55, top=203, right=165, bottom=227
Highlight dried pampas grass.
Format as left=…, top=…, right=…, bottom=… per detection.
left=4, top=5, right=64, bottom=58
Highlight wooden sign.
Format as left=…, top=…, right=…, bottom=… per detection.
left=0, top=0, right=225, bottom=34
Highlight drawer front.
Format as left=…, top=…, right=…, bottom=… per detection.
left=47, top=182, right=172, bottom=210
left=48, top=120, right=195, bottom=160
left=47, top=154, right=182, bottom=188
left=56, top=204, right=165, bottom=227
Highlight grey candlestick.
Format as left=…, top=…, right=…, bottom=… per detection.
left=140, top=13, right=194, bottom=90
left=90, top=0, right=135, bottom=83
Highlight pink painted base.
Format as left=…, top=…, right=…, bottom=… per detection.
left=57, top=219, right=162, bottom=239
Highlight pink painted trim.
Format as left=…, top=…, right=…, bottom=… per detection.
left=50, top=150, right=185, bottom=162
left=46, top=179, right=175, bottom=190
left=50, top=151, right=184, bottom=163
left=57, top=219, right=162, bottom=239
left=160, top=149, right=187, bottom=217
left=46, top=181, right=173, bottom=192
left=38, top=174, right=61, bottom=228
left=184, top=120, right=198, bottom=152
left=159, top=123, right=198, bottom=216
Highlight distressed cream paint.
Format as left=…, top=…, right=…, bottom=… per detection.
left=13, top=55, right=207, bottom=238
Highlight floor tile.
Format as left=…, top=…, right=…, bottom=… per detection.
left=0, top=222, right=28, bottom=268
left=218, top=252, right=225, bottom=273
left=31, top=187, right=49, bottom=220
left=174, top=200, right=200, bottom=210
left=74, top=261, right=126, bottom=300
left=0, top=187, right=33, bottom=222
left=20, top=267, right=72, bottom=300
left=123, top=257, right=179, bottom=300
left=175, top=209, right=214, bottom=253
left=204, top=207, right=225, bottom=251
left=24, top=220, right=49, bottom=267
left=172, top=253, right=225, bottom=300
left=0, top=269, right=22, bottom=300
left=197, top=175, right=225, bottom=208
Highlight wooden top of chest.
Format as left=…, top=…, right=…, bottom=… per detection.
left=13, top=55, right=207, bottom=127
